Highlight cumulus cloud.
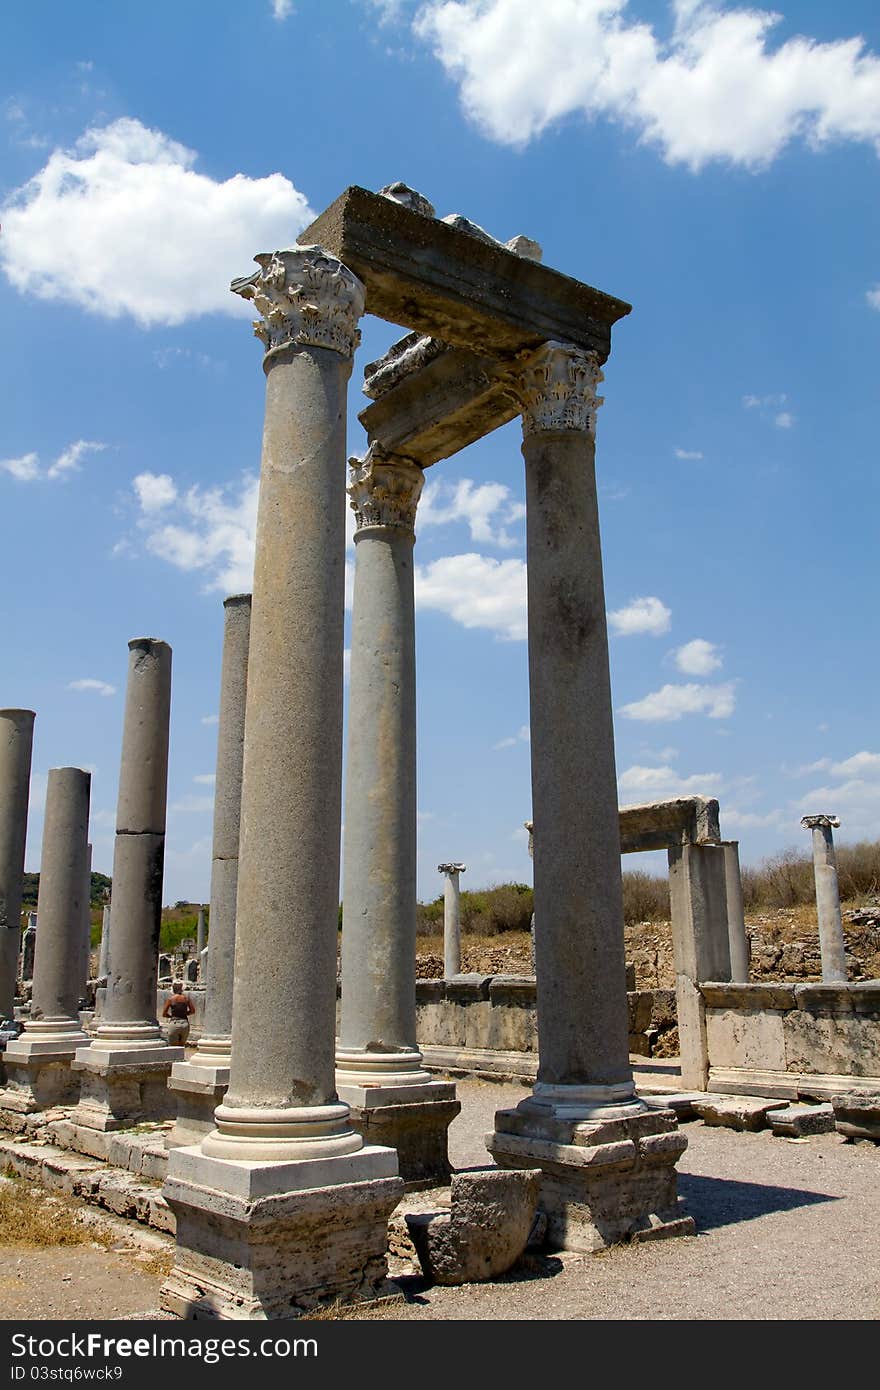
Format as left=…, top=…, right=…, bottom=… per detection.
left=674, top=638, right=722, bottom=676
left=1, top=441, right=105, bottom=483
left=608, top=595, right=671, bottom=637
left=415, top=553, right=527, bottom=640
left=419, top=478, right=525, bottom=548
left=620, top=681, right=736, bottom=721
left=201, top=714, right=219, bottom=726
left=271, top=0, right=294, bottom=16
left=193, top=774, right=216, bottom=785
left=68, top=678, right=116, bottom=697
left=0, top=118, right=314, bottom=326
left=494, top=724, right=530, bottom=750
left=618, top=763, right=722, bottom=798
left=774, top=410, right=795, bottom=429
left=830, top=750, right=880, bottom=779
left=868, top=287, right=880, bottom=310
left=675, top=447, right=703, bottom=460
left=413, top=1, right=880, bottom=169
left=134, top=472, right=178, bottom=512
left=133, top=472, right=258, bottom=593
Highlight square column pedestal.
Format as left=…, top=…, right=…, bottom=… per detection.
left=71, top=1035, right=184, bottom=1132
left=0, top=1023, right=90, bottom=1114
left=487, top=1090, right=694, bottom=1253
left=337, top=1076, right=460, bottom=1188
left=166, top=1058, right=230, bottom=1149
left=161, top=1145, right=402, bottom=1320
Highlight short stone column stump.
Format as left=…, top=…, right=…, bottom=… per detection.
left=405, top=1167, right=541, bottom=1285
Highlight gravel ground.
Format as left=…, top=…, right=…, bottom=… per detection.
left=0, top=1079, right=876, bottom=1322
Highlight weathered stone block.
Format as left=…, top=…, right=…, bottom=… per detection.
left=691, top=1096, right=786, bottom=1132
left=831, top=1092, right=880, bottom=1142
left=406, top=1168, right=540, bottom=1285
left=766, top=1104, right=835, bottom=1137
left=705, top=1005, right=787, bottom=1072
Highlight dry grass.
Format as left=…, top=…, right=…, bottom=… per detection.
left=0, top=1175, right=115, bottom=1250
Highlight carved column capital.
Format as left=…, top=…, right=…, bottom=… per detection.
left=348, top=450, right=424, bottom=535
left=801, top=814, right=840, bottom=830
left=231, top=245, right=365, bottom=360
left=516, top=341, right=604, bottom=437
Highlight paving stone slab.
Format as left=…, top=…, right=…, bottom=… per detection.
left=767, top=1104, right=835, bottom=1137
left=691, top=1096, right=787, bottom=1132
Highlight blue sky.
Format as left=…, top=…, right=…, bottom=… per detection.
left=2, top=0, right=879, bottom=904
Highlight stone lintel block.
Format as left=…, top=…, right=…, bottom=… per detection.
left=619, top=797, right=721, bottom=854
left=831, top=1092, right=880, bottom=1141
left=405, top=1167, right=541, bottom=1285
left=360, top=343, right=520, bottom=468
left=766, top=1103, right=835, bottom=1137
left=640, top=1092, right=703, bottom=1121
left=691, top=1095, right=788, bottom=1131
left=488, top=977, right=536, bottom=1007
left=415, top=980, right=446, bottom=1004
left=168, top=1060, right=230, bottom=1095
left=162, top=1170, right=404, bottom=1320
left=347, top=1098, right=461, bottom=1188
left=487, top=1108, right=691, bottom=1253
left=299, top=185, right=629, bottom=357
left=701, top=983, right=797, bottom=1011
left=794, top=983, right=856, bottom=1013
left=445, top=975, right=493, bottom=1002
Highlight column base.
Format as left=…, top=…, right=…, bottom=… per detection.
left=71, top=1039, right=184, bottom=1131
left=338, top=1080, right=461, bottom=1188
left=487, top=1090, right=693, bottom=1252
left=166, top=1060, right=230, bottom=1149
left=0, top=1023, right=90, bottom=1112
left=161, top=1143, right=403, bottom=1320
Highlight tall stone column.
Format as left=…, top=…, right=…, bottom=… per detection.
left=73, top=639, right=182, bottom=1129
left=98, top=903, right=110, bottom=980
left=78, top=842, right=92, bottom=1003
left=0, top=710, right=35, bottom=1020
left=1, top=768, right=91, bottom=1111
left=722, top=841, right=749, bottom=983
left=168, top=594, right=251, bottom=1148
left=336, top=452, right=458, bottom=1183
left=196, top=907, right=206, bottom=962
left=802, top=815, right=847, bottom=983
left=489, top=342, right=691, bottom=1251
left=162, top=248, right=401, bottom=1321
left=438, top=862, right=466, bottom=978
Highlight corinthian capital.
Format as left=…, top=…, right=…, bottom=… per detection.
left=348, top=450, right=424, bottom=534
left=516, top=341, right=604, bottom=437
left=231, top=246, right=365, bottom=359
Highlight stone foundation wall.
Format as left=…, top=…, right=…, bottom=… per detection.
left=701, top=981, right=880, bottom=1099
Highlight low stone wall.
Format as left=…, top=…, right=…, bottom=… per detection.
left=412, top=976, right=677, bottom=1079
left=702, top=981, right=880, bottom=1099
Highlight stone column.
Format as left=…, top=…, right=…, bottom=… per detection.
left=667, top=842, right=731, bottom=1090
left=21, top=918, right=36, bottom=983
left=73, top=638, right=182, bottom=1130
left=0, top=710, right=35, bottom=1019
left=168, top=594, right=251, bottom=1148
left=1, top=768, right=91, bottom=1111
left=196, top=906, right=206, bottom=963
left=489, top=342, right=691, bottom=1252
left=802, top=815, right=847, bottom=983
left=722, top=840, right=749, bottom=983
left=336, top=452, right=458, bottom=1183
left=78, top=842, right=92, bottom=1003
left=98, top=903, right=110, bottom=980
left=162, top=248, right=401, bottom=1321
left=438, top=862, right=466, bottom=978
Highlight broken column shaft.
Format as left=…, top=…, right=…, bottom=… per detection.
left=0, top=710, right=35, bottom=1019
left=438, top=862, right=466, bottom=978
left=802, top=815, right=847, bottom=983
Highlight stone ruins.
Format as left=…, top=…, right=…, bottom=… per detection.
left=0, top=182, right=877, bottom=1316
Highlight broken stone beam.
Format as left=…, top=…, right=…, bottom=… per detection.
left=0, top=709, right=35, bottom=1019
left=802, top=815, right=847, bottom=983
left=618, top=797, right=721, bottom=854
left=299, top=186, right=630, bottom=357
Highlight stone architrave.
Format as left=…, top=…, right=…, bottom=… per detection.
left=487, top=342, right=692, bottom=1251
left=0, top=710, right=35, bottom=1019
left=162, top=248, right=401, bottom=1321
left=1, top=768, right=91, bottom=1112
left=72, top=639, right=183, bottom=1130
left=802, top=815, right=847, bottom=983
left=336, top=452, right=459, bottom=1184
left=168, top=595, right=251, bottom=1149
left=438, top=863, right=466, bottom=978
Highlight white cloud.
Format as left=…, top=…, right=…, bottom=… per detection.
left=774, top=410, right=795, bottom=429
left=201, top=714, right=219, bottom=726
left=271, top=0, right=294, bottom=17
left=68, top=678, right=116, bottom=697
left=419, top=478, right=525, bottom=548
left=1, top=118, right=314, bottom=326
left=46, top=439, right=106, bottom=479
left=169, top=794, right=215, bottom=815
left=493, top=724, right=530, bottom=750
left=795, top=774, right=880, bottom=838
left=608, top=595, right=671, bottom=637
left=867, top=286, right=880, bottom=310
left=193, top=774, right=216, bottom=786
left=830, top=750, right=880, bottom=779
left=0, top=453, right=40, bottom=481
left=618, top=764, right=722, bottom=798
left=724, top=807, right=785, bottom=829
left=675, top=447, right=703, bottom=460
left=413, top=0, right=880, bottom=169
left=621, top=681, right=737, bottom=721
left=134, top=472, right=258, bottom=593
left=793, top=757, right=832, bottom=776
left=134, top=472, right=178, bottom=512
left=415, top=553, right=527, bottom=640
left=674, top=638, right=722, bottom=676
